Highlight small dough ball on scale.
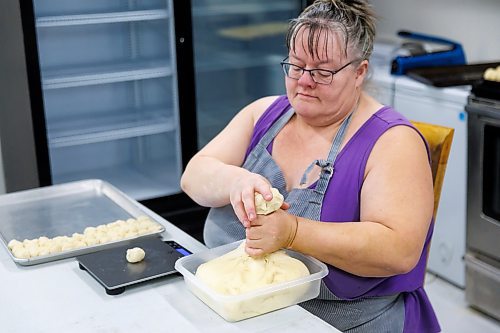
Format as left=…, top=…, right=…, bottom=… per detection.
left=126, top=247, right=146, bottom=263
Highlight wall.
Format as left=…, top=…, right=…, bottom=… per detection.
left=0, top=0, right=498, bottom=195
left=371, top=0, right=500, bottom=63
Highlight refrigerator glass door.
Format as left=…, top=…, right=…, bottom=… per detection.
left=32, top=0, right=181, bottom=201
left=191, top=0, right=302, bottom=148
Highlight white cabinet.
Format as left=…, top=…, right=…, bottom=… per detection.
left=394, top=77, right=468, bottom=288
left=365, top=66, right=395, bottom=107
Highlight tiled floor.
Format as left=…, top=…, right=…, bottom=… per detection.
left=425, top=273, right=500, bottom=333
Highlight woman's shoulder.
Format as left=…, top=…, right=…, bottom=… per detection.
left=247, top=95, right=289, bottom=125
left=371, top=105, right=412, bottom=127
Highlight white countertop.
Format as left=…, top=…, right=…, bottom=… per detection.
left=0, top=204, right=338, bottom=333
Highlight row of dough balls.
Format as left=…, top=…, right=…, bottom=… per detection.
left=7, top=216, right=162, bottom=259
left=483, top=66, right=500, bottom=82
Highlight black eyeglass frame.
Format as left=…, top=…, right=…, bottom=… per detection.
left=280, top=57, right=360, bottom=85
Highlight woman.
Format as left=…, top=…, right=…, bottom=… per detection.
left=181, top=0, right=440, bottom=331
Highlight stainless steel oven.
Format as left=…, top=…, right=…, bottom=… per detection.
left=465, top=91, right=500, bottom=320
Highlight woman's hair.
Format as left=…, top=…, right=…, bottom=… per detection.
left=286, top=0, right=377, bottom=62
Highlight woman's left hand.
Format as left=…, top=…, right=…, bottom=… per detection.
left=245, top=208, right=297, bottom=256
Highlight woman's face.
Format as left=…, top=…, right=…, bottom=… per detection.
left=285, top=28, right=364, bottom=126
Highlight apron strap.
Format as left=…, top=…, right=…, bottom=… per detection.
left=255, top=108, right=295, bottom=149
left=300, top=105, right=357, bottom=190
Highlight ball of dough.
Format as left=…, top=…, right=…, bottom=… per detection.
left=97, top=234, right=111, bottom=244
left=83, top=226, right=97, bottom=236
left=47, top=242, right=62, bottom=254
left=126, top=247, right=146, bottom=263
left=37, top=246, right=51, bottom=257
left=12, top=245, right=30, bottom=259
left=484, top=68, right=496, bottom=81
left=72, top=232, right=84, bottom=239
left=7, top=239, right=22, bottom=250
left=254, top=188, right=284, bottom=215
left=38, top=236, right=50, bottom=245
left=84, top=236, right=99, bottom=246
left=61, top=240, right=77, bottom=252
left=96, top=224, right=108, bottom=232
left=25, top=244, right=40, bottom=257
left=23, top=238, right=38, bottom=247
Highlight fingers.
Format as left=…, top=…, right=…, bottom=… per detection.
left=254, top=182, right=273, bottom=201
left=281, top=202, right=290, bottom=210
left=245, top=211, right=296, bottom=256
left=232, top=199, right=250, bottom=227
left=229, top=173, right=275, bottom=227
left=245, top=244, right=265, bottom=257
left=241, top=187, right=257, bottom=222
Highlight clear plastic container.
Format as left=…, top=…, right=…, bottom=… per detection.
left=174, top=240, right=328, bottom=322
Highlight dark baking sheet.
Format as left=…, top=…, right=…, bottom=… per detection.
left=77, top=237, right=184, bottom=295
left=406, top=62, right=500, bottom=87
left=472, top=79, right=500, bottom=101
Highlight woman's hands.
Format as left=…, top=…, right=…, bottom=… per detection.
left=245, top=208, right=297, bottom=257
left=229, top=172, right=276, bottom=227
left=229, top=173, right=294, bottom=256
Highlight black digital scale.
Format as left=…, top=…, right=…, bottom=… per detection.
left=76, top=237, right=191, bottom=295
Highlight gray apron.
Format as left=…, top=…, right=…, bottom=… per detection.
left=204, top=108, right=405, bottom=332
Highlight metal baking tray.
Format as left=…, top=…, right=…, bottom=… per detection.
left=0, top=179, right=165, bottom=266
left=406, top=62, right=500, bottom=87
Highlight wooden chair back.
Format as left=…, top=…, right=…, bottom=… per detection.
left=411, top=121, right=454, bottom=219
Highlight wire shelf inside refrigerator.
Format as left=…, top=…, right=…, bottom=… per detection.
left=47, top=110, right=177, bottom=148
left=36, top=9, right=169, bottom=27
left=192, top=2, right=295, bottom=17
left=41, top=60, right=172, bottom=89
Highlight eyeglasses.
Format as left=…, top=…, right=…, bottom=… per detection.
left=280, top=57, right=357, bottom=85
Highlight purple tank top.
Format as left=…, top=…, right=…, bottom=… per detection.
left=245, top=95, right=440, bottom=332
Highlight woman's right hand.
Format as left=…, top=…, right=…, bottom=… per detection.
left=229, top=172, right=274, bottom=228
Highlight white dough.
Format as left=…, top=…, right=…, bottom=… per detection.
left=83, top=226, right=97, bottom=236
left=38, top=236, right=50, bottom=246
left=71, top=233, right=84, bottom=241
left=96, top=224, right=108, bottom=232
left=7, top=239, right=22, bottom=250
left=23, top=238, right=38, bottom=247
left=37, top=246, right=50, bottom=256
left=194, top=242, right=310, bottom=321
left=84, top=236, right=99, bottom=246
left=196, top=242, right=309, bottom=296
left=126, top=247, right=146, bottom=263
left=48, top=242, right=62, bottom=254
left=484, top=67, right=500, bottom=82
left=6, top=217, right=160, bottom=259
left=12, top=246, right=30, bottom=259
left=254, top=188, right=284, bottom=215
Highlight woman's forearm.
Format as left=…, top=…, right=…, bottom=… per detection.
left=291, top=218, right=425, bottom=277
left=180, top=155, right=250, bottom=208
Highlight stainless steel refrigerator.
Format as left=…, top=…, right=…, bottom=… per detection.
left=0, top=0, right=305, bottom=240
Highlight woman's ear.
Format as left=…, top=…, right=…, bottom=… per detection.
left=355, top=59, right=369, bottom=87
